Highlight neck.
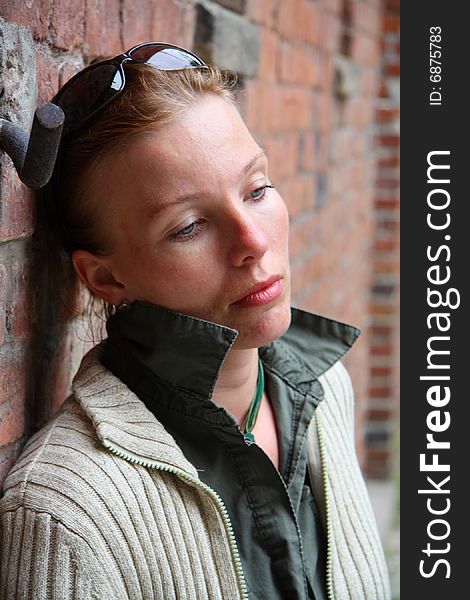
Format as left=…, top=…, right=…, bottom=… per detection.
left=211, top=347, right=259, bottom=426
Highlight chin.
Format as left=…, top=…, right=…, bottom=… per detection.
left=233, top=301, right=292, bottom=350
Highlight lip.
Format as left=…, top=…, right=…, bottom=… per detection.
left=231, top=276, right=283, bottom=307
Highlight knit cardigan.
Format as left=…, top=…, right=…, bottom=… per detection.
left=0, top=345, right=390, bottom=600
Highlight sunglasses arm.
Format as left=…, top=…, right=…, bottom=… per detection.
left=0, top=102, right=64, bottom=189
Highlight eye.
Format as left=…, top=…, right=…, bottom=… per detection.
left=248, top=184, right=275, bottom=202
left=169, top=219, right=205, bottom=242
left=178, top=223, right=196, bottom=236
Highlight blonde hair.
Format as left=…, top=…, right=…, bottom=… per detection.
left=38, top=61, right=239, bottom=323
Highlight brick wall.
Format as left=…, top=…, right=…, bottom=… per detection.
left=240, top=0, right=385, bottom=464
left=366, top=0, right=399, bottom=478
left=1, top=0, right=396, bottom=485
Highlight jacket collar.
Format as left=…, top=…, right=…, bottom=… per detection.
left=103, top=300, right=360, bottom=400
left=72, top=343, right=201, bottom=479
left=71, top=301, right=360, bottom=473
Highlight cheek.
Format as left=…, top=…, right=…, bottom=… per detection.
left=132, top=246, right=222, bottom=299
left=269, top=198, right=290, bottom=250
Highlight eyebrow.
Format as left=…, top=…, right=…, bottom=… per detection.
left=148, top=148, right=268, bottom=218
left=242, top=148, right=267, bottom=176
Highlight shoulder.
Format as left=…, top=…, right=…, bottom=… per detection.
left=1, top=397, right=111, bottom=517
left=317, top=360, right=355, bottom=428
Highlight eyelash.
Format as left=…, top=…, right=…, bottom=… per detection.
left=169, top=184, right=275, bottom=242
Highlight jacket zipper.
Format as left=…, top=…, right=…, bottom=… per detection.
left=316, top=416, right=333, bottom=600
left=102, top=439, right=249, bottom=600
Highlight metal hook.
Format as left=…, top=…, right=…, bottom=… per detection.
left=0, top=102, right=65, bottom=189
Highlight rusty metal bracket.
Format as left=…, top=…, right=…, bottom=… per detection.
left=0, top=102, right=65, bottom=189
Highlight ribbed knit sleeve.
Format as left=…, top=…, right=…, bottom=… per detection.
left=307, top=361, right=391, bottom=600
left=0, top=507, right=114, bottom=599
left=0, top=396, right=243, bottom=600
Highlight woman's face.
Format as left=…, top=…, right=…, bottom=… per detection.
left=82, top=94, right=291, bottom=349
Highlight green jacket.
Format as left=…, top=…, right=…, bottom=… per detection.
left=0, top=304, right=390, bottom=599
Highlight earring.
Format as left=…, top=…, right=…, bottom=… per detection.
left=118, top=301, right=131, bottom=311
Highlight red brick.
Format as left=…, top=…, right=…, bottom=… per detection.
left=371, top=325, right=393, bottom=340
left=290, top=256, right=320, bottom=297
left=0, top=0, right=51, bottom=40
left=279, top=176, right=314, bottom=219
left=151, top=0, right=196, bottom=49
left=85, top=0, right=122, bottom=59
left=376, top=107, right=398, bottom=123
left=276, top=0, right=302, bottom=39
left=377, top=155, right=400, bottom=168
left=242, top=81, right=283, bottom=134
left=365, top=457, right=390, bottom=479
left=8, top=258, right=34, bottom=340
left=51, top=0, right=86, bottom=50
left=385, top=0, right=400, bottom=12
left=315, top=91, right=332, bottom=132
left=377, top=178, right=398, bottom=190
left=0, top=439, right=24, bottom=486
left=36, top=50, right=60, bottom=105
left=0, top=395, right=25, bottom=446
left=318, top=13, right=340, bottom=54
left=58, top=60, right=85, bottom=89
left=0, top=265, right=6, bottom=347
left=385, top=63, right=400, bottom=77
left=289, top=212, right=316, bottom=258
left=371, top=366, right=392, bottom=378
left=278, top=178, right=299, bottom=216
left=0, top=160, right=36, bottom=243
left=246, top=0, right=275, bottom=27
left=351, top=33, right=377, bottom=66
left=317, top=55, right=334, bottom=93
left=122, top=0, right=153, bottom=49
left=371, top=342, right=393, bottom=356
left=367, top=448, right=390, bottom=462
left=376, top=134, right=399, bottom=147
left=0, top=353, right=27, bottom=445
left=299, top=131, right=315, bottom=172
left=279, top=42, right=317, bottom=86
left=298, top=1, right=321, bottom=46
left=375, top=197, right=400, bottom=209
left=279, top=86, right=313, bottom=130
left=242, top=80, right=265, bottom=133
left=370, top=387, right=391, bottom=399
left=373, top=259, right=399, bottom=274
left=323, top=0, right=342, bottom=15
left=215, top=0, right=246, bottom=13
left=265, top=131, right=299, bottom=180
left=258, top=27, right=278, bottom=83
left=383, top=15, right=400, bottom=33
left=367, top=409, right=392, bottom=421
left=360, top=5, right=381, bottom=37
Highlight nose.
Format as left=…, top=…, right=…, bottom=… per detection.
left=227, top=209, right=269, bottom=266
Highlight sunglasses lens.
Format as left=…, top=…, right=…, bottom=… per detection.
left=129, top=44, right=206, bottom=69
left=53, top=44, right=205, bottom=138
left=55, top=63, right=124, bottom=134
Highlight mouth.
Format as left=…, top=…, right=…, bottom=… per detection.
left=231, top=275, right=283, bottom=307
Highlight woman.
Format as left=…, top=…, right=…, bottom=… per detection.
left=0, top=43, right=390, bottom=599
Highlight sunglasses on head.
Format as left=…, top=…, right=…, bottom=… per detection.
left=53, top=41, right=208, bottom=138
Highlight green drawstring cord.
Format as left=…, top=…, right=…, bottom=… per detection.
left=242, top=356, right=264, bottom=446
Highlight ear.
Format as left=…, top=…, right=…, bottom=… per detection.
left=71, top=249, right=129, bottom=306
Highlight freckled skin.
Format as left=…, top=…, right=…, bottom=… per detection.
left=85, top=94, right=292, bottom=349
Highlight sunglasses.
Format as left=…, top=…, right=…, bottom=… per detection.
left=52, top=41, right=208, bottom=138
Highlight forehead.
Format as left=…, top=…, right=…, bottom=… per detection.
left=90, top=95, right=266, bottom=229
left=109, top=96, right=260, bottom=185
